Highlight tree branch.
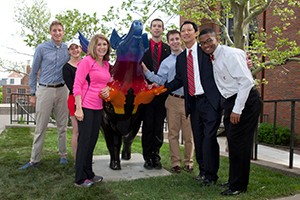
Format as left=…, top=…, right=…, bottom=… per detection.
left=244, top=0, right=273, bottom=27
left=252, top=54, right=300, bottom=75
left=202, top=4, right=234, bottom=45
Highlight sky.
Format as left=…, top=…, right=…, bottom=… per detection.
left=0, top=0, right=178, bottom=77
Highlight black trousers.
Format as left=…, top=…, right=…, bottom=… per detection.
left=223, top=88, right=262, bottom=191
left=75, top=108, right=103, bottom=184
left=141, top=94, right=167, bottom=161
left=190, top=95, right=222, bottom=181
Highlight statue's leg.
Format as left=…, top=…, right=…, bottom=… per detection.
left=102, top=118, right=122, bottom=170
left=122, top=113, right=143, bottom=160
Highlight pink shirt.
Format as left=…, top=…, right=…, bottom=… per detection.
left=73, top=55, right=111, bottom=110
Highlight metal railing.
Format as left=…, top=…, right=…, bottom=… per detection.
left=9, top=93, right=57, bottom=125
left=10, top=93, right=36, bottom=125
left=253, top=99, right=300, bottom=169
left=8, top=93, right=299, bottom=168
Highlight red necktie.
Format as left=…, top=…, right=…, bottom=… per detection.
left=210, top=54, right=215, bottom=61
left=187, top=49, right=195, bottom=96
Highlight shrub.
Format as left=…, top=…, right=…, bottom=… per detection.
left=258, top=122, right=291, bottom=146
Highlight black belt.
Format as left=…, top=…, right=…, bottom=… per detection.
left=170, top=93, right=184, bottom=99
left=192, top=94, right=205, bottom=98
left=39, top=83, right=65, bottom=88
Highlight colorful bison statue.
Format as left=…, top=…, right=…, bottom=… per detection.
left=79, top=20, right=166, bottom=170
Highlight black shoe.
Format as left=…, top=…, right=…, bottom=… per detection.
left=201, top=178, right=217, bottom=186
left=171, top=166, right=181, bottom=173
left=220, top=188, right=246, bottom=196
left=152, top=160, right=162, bottom=169
left=220, top=182, right=230, bottom=188
left=143, top=160, right=153, bottom=170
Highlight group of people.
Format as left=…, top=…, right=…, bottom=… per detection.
left=139, top=19, right=261, bottom=195
left=18, top=18, right=262, bottom=195
left=18, top=20, right=111, bottom=188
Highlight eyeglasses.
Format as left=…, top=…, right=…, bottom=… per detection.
left=199, top=38, right=213, bottom=46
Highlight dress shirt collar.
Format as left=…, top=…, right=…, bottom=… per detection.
left=186, top=42, right=198, bottom=56
left=50, top=39, right=63, bottom=48
left=150, top=39, right=162, bottom=48
left=212, top=44, right=221, bottom=60
left=171, top=49, right=183, bottom=56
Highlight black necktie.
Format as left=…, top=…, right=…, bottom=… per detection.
left=153, top=43, right=159, bottom=71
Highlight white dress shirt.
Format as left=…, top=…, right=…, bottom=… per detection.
left=212, top=44, right=255, bottom=114
left=187, top=42, right=205, bottom=95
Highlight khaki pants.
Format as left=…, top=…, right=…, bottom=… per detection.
left=30, top=85, right=69, bottom=163
left=165, top=95, right=194, bottom=167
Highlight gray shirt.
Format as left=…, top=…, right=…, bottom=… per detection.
left=29, top=39, right=69, bottom=94
left=144, top=52, right=184, bottom=96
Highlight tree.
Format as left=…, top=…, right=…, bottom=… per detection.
left=177, top=0, right=300, bottom=75
left=14, top=0, right=105, bottom=48
left=13, top=0, right=300, bottom=76
left=14, top=0, right=51, bottom=48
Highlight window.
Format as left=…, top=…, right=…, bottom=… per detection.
left=10, top=79, right=14, bottom=84
left=18, top=88, right=26, bottom=94
left=7, top=88, right=11, bottom=94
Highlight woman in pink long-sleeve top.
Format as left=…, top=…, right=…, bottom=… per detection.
left=73, top=34, right=111, bottom=188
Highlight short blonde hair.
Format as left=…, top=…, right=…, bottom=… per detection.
left=87, top=34, right=111, bottom=61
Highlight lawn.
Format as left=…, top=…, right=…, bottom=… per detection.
left=0, top=127, right=300, bottom=200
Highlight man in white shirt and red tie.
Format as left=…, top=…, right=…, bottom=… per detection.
left=165, top=21, right=222, bottom=186
left=199, top=28, right=262, bottom=195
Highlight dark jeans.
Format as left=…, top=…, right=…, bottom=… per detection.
left=75, top=108, right=103, bottom=184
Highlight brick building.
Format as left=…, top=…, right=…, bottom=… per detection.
left=256, top=3, right=300, bottom=139
left=2, top=65, right=31, bottom=104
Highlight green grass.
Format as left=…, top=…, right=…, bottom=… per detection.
left=0, top=127, right=300, bottom=200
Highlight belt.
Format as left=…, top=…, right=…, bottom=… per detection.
left=170, top=93, right=184, bottom=99
left=193, top=94, right=205, bottom=98
left=39, top=83, right=65, bottom=88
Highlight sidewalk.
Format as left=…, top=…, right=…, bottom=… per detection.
left=0, top=114, right=299, bottom=199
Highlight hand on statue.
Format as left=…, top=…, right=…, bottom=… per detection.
left=100, top=86, right=111, bottom=99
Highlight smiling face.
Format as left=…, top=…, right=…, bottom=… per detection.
left=180, top=23, right=198, bottom=48
left=50, top=24, right=64, bottom=45
left=199, top=32, right=218, bottom=55
left=96, top=38, right=108, bottom=59
left=150, top=20, right=164, bottom=40
left=68, top=44, right=82, bottom=59
left=167, top=33, right=182, bottom=53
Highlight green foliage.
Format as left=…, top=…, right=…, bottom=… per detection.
left=13, top=0, right=300, bottom=77
left=178, top=0, right=300, bottom=75
left=55, top=9, right=103, bottom=41
left=258, top=122, right=292, bottom=145
left=14, top=0, right=50, bottom=48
